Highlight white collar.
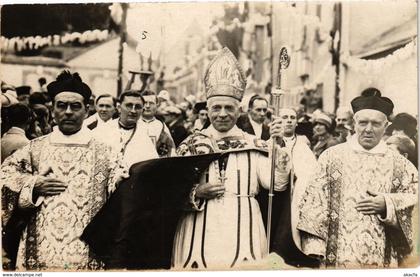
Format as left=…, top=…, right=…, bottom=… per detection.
left=7, top=126, right=26, bottom=135
left=202, top=125, right=244, bottom=140
left=50, top=125, right=92, bottom=145
left=248, top=115, right=262, bottom=126
left=96, top=113, right=109, bottom=124
left=107, top=118, right=136, bottom=131
left=140, top=117, right=156, bottom=123
left=348, top=134, right=388, bottom=154
left=283, top=135, right=296, bottom=142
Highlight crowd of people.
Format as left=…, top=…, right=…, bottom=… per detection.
left=2, top=77, right=417, bottom=168
left=0, top=47, right=417, bottom=271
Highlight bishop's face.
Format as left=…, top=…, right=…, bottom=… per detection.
left=208, top=96, right=240, bottom=132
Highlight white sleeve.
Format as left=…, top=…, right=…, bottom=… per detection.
left=257, top=144, right=290, bottom=191
left=377, top=195, right=398, bottom=227
left=18, top=177, right=44, bottom=209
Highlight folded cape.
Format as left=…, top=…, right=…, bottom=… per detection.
left=81, top=153, right=221, bottom=269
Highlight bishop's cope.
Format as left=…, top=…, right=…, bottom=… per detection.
left=171, top=47, right=292, bottom=269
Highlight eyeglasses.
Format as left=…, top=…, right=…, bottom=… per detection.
left=55, top=101, right=83, bottom=111
left=123, top=103, right=143, bottom=111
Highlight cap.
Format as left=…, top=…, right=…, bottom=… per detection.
left=47, top=70, right=91, bottom=103
left=351, top=88, right=394, bottom=116
left=313, top=113, right=333, bottom=129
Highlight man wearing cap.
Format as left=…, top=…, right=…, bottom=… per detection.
left=161, top=105, right=189, bottom=147
left=1, top=104, right=31, bottom=163
left=297, top=88, right=418, bottom=268
left=28, top=92, right=52, bottom=137
left=15, top=86, right=31, bottom=106
left=172, top=48, right=291, bottom=269
left=1, top=71, right=121, bottom=270
left=157, top=90, right=173, bottom=112
left=192, top=101, right=209, bottom=131
left=311, top=112, right=339, bottom=159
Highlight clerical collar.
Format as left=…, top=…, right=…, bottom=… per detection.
left=50, top=125, right=92, bottom=145
left=141, top=117, right=156, bottom=123
left=283, top=135, right=296, bottom=142
left=348, top=134, right=388, bottom=154
left=118, top=121, right=136, bottom=130
left=248, top=115, right=263, bottom=126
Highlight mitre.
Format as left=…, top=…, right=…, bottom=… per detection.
left=203, top=47, right=246, bottom=101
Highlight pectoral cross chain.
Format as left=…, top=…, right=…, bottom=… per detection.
left=218, top=167, right=227, bottom=185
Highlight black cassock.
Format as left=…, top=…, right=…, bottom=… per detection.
left=257, top=176, right=320, bottom=268
left=81, top=153, right=221, bottom=270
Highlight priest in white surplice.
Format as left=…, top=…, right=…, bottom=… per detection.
left=297, top=88, right=418, bottom=268
left=92, top=90, right=158, bottom=172
left=171, top=48, right=291, bottom=269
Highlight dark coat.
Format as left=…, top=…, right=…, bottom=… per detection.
left=236, top=114, right=270, bottom=141
left=168, top=118, right=190, bottom=147
left=256, top=157, right=320, bottom=268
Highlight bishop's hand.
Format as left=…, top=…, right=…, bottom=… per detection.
left=33, top=166, right=67, bottom=197
left=195, top=182, right=225, bottom=199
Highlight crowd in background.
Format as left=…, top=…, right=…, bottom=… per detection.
left=0, top=66, right=418, bottom=271
left=1, top=78, right=418, bottom=168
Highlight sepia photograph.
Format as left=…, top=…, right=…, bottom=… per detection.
left=0, top=0, right=418, bottom=274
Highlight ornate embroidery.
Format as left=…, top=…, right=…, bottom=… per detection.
left=177, top=133, right=215, bottom=156
left=216, top=137, right=247, bottom=150
left=253, top=138, right=268, bottom=151
left=7, top=138, right=114, bottom=270
left=298, top=144, right=417, bottom=268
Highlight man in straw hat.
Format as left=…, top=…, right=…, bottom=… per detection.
left=172, top=48, right=291, bottom=269
left=297, top=88, right=417, bottom=268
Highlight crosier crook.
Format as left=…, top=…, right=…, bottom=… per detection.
left=267, top=47, right=291, bottom=253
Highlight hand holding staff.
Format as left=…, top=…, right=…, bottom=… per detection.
left=267, top=47, right=291, bottom=253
